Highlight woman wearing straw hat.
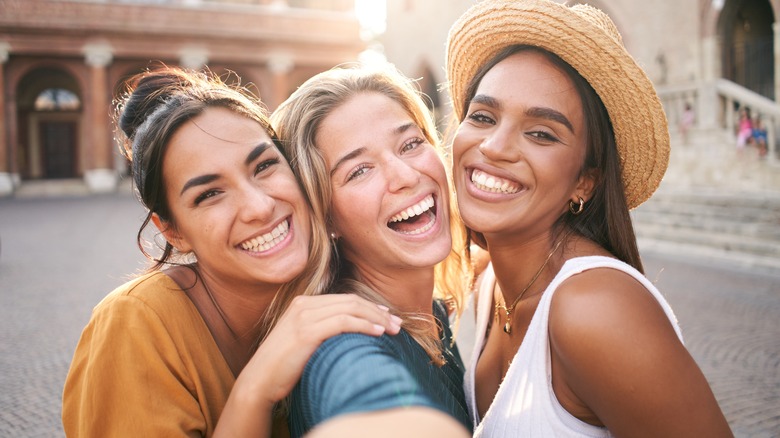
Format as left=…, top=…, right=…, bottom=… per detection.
left=446, top=0, right=732, bottom=436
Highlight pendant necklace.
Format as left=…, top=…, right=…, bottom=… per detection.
left=494, top=232, right=569, bottom=335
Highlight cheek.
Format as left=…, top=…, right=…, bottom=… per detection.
left=420, top=151, right=449, bottom=181
left=452, top=123, right=480, bottom=155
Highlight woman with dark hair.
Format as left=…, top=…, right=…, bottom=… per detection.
left=62, top=67, right=401, bottom=437
left=446, top=0, right=732, bottom=436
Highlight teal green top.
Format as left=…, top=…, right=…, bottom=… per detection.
left=287, top=300, right=471, bottom=436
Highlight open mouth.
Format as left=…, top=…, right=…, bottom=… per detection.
left=471, top=169, right=520, bottom=194
left=239, top=218, right=290, bottom=252
left=387, top=194, right=437, bottom=235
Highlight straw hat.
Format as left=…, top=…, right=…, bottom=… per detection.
left=446, top=0, right=669, bottom=209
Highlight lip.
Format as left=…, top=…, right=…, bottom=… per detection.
left=386, top=192, right=442, bottom=238
left=237, top=216, right=294, bottom=255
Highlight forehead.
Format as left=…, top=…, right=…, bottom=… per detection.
left=317, top=92, right=413, bottom=158
left=163, top=107, right=274, bottom=173
left=477, top=50, right=581, bottom=109
left=168, top=106, right=270, bottom=151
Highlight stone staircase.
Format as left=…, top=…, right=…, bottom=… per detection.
left=631, top=128, right=780, bottom=275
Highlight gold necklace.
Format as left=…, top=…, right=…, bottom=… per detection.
left=494, top=233, right=569, bottom=335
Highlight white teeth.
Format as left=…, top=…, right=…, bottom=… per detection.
left=471, top=169, right=519, bottom=194
left=389, top=195, right=435, bottom=223
left=240, top=220, right=290, bottom=252
left=401, top=215, right=435, bottom=235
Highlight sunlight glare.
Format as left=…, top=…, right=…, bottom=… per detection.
left=355, top=0, right=387, bottom=36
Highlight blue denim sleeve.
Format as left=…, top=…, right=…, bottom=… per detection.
left=289, top=332, right=436, bottom=436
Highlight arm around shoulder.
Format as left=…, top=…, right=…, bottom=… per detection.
left=548, top=268, right=733, bottom=438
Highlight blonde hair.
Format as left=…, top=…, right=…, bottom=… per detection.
left=272, top=64, right=470, bottom=365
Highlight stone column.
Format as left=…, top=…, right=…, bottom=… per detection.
left=697, top=36, right=719, bottom=131
left=267, top=52, right=293, bottom=110
left=775, top=23, right=780, bottom=104
left=0, top=42, right=12, bottom=196
left=83, top=42, right=116, bottom=193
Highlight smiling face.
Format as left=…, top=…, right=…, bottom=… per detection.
left=318, top=92, right=452, bottom=278
left=453, top=50, right=594, bottom=243
left=157, top=106, right=311, bottom=291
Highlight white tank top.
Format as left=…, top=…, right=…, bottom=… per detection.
left=465, top=256, right=683, bottom=437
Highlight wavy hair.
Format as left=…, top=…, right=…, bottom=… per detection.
left=114, top=66, right=333, bottom=343
left=272, top=64, right=471, bottom=365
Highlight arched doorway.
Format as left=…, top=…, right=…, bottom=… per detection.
left=719, top=0, right=775, bottom=99
left=16, top=67, right=82, bottom=180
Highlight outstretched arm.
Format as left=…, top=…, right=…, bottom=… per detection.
left=305, top=407, right=471, bottom=438
left=214, top=294, right=402, bottom=437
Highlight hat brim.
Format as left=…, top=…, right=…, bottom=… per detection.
left=447, top=0, right=670, bottom=209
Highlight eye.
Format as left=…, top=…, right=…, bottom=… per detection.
left=194, top=189, right=221, bottom=205
left=466, top=111, right=495, bottom=125
left=254, top=158, right=280, bottom=176
left=527, top=130, right=560, bottom=144
left=401, top=137, right=425, bottom=153
left=346, top=164, right=370, bottom=182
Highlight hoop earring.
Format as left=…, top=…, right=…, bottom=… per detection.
left=569, top=197, right=584, bottom=215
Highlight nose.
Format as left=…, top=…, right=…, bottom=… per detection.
left=237, top=184, right=276, bottom=223
left=386, top=155, right=421, bottom=192
left=477, top=125, right=523, bottom=163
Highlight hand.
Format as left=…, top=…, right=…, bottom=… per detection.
left=215, top=294, right=402, bottom=437
left=248, top=294, right=402, bottom=403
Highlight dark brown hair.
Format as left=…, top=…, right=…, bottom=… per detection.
left=460, top=45, right=643, bottom=273
left=115, top=66, right=333, bottom=343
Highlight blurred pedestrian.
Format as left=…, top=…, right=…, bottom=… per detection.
left=752, top=116, right=768, bottom=158
left=679, top=102, right=695, bottom=144
left=736, top=107, right=753, bottom=151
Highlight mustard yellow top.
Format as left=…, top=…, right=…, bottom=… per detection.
left=62, top=271, right=234, bottom=437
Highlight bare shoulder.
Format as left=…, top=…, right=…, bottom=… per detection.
left=547, top=266, right=732, bottom=436
left=549, top=265, right=674, bottom=338
left=548, top=264, right=684, bottom=378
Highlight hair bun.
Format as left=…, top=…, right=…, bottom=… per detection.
left=117, top=68, right=202, bottom=141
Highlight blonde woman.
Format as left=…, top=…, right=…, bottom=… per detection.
left=271, top=64, right=472, bottom=437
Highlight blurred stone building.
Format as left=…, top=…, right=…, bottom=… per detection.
left=381, top=0, right=780, bottom=190
left=0, top=0, right=365, bottom=195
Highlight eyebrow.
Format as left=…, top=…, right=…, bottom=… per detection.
left=329, top=147, right=366, bottom=178
left=526, top=107, right=574, bottom=133
left=470, top=94, right=574, bottom=133
left=179, top=142, right=272, bottom=195
left=245, top=142, right=272, bottom=166
left=328, top=122, right=416, bottom=178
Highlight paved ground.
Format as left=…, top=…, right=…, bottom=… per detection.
left=0, top=192, right=778, bottom=437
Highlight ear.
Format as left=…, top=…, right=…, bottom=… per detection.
left=573, top=168, right=599, bottom=203
left=151, top=213, right=192, bottom=253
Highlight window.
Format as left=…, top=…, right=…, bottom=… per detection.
left=34, top=89, right=80, bottom=111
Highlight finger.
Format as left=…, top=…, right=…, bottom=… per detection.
left=287, top=294, right=402, bottom=334
left=296, top=313, right=398, bottom=342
